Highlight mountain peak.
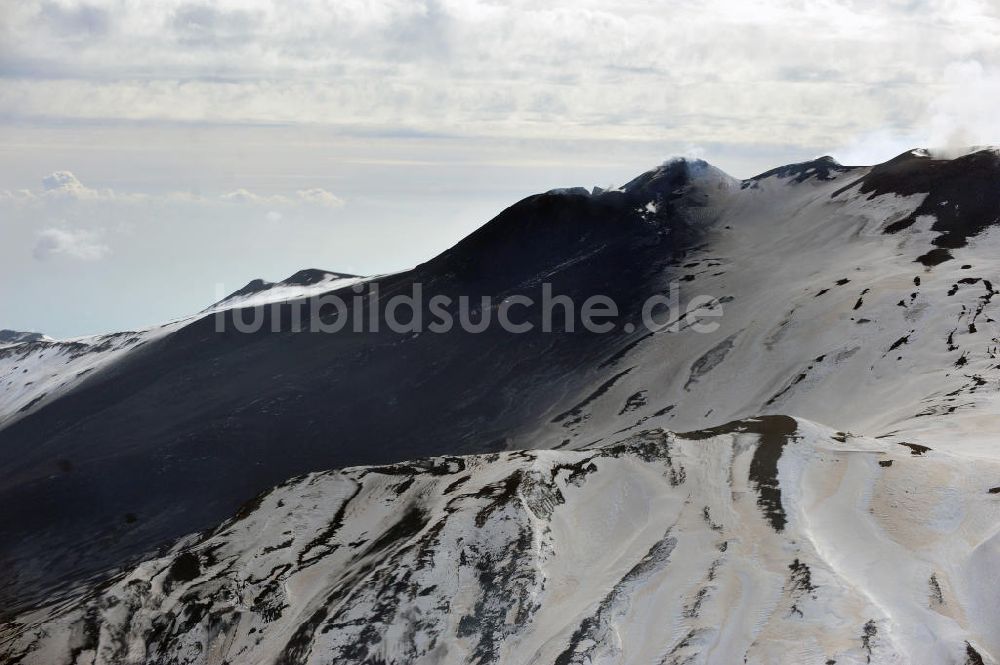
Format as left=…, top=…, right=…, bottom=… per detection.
left=612, top=158, right=740, bottom=209
left=208, top=269, right=363, bottom=310
left=282, top=268, right=360, bottom=287
left=748, top=155, right=859, bottom=184
left=908, top=145, right=1000, bottom=161
left=622, top=157, right=726, bottom=191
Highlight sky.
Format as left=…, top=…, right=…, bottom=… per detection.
left=2, top=0, right=999, bottom=337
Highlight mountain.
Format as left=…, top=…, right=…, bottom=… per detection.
left=4, top=149, right=1000, bottom=663
left=0, top=330, right=48, bottom=345
left=0, top=270, right=363, bottom=433
left=0, top=158, right=730, bottom=612
left=207, top=269, right=363, bottom=311
left=7, top=417, right=999, bottom=664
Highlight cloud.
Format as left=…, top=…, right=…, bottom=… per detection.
left=220, top=187, right=345, bottom=208
left=37, top=1, right=111, bottom=38
left=4, top=173, right=345, bottom=209
left=219, top=188, right=290, bottom=205
left=0, top=189, right=36, bottom=202
left=33, top=227, right=110, bottom=261
left=833, top=59, right=1000, bottom=164
left=7, top=170, right=137, bottom=202
left=40, top=170, right=104, bottom=199
left=170, top=3, right=262, bottom=48
left=2, top=0, right=999, bottom=153
left=41, top=171, right=80, bottom=191
left=295, top=188, right=345, bottom=208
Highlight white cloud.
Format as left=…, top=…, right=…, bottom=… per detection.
left=16, top=170, right=148, bottom=202
left=33, top=227, right=111, bottom=261
left=219, top=188, right=291, bottom=205
left=221, top=187, right=345, bottom=208
left=41, top=171, right=83, bottom=191
left=6, top=173, right=345, bottom=210
left=295, top=188, right=345, bottom=208
left=0, top=171, right=170, bottom=204
left=0, top=189, right=36, bottom=202
left=39, top=170, right=106, bottom=200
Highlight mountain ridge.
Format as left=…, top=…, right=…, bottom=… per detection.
left=4, top=416, right=998, bottom=664
left=0, top=330, right=48, bottom=346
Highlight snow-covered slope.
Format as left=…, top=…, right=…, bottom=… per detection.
left=4, top=417, right=998, bottom=664
left=0, top=326, right=180, bottom=430
left=0, top=269, right=365, bottom=429
left=206, top=269, right=364, bottom=312
left=523, top=149, right=1000, bottom=457
left=0, top=330, right=48, bottom=346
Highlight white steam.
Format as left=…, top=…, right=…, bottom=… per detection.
left=836, top=60, right=1000, bottom=165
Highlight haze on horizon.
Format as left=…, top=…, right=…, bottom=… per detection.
left=2, top=0, right=999, bottom=337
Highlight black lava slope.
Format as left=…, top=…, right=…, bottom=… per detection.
left=0, top=160, right=726, bottom=613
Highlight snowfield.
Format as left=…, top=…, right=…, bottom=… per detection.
left=0, top=326, right=182, bottom=430
left=4, top=417, right=998, bottom=664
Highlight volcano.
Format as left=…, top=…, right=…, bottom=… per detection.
left=4, top=149, right=1000, bottom=664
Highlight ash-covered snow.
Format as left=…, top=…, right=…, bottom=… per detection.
left=0, top=327, right=181, bottom=429
left=206, top=269, right=365, bottom=312
left=524, top=148, right=1000, bottom=458
left=0, top=330, right=49, bottom=346
left=3, top=417, right=997, bottom=664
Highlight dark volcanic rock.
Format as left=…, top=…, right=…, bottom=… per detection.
left=749, top=155, right=860, bottom=185
left=833, top=149, right=1000, bottom=265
